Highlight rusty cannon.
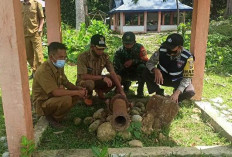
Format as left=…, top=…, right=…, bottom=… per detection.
left=108, top=94, right=130, bottom=131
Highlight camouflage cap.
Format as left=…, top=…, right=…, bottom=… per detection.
left=122, top=31, right=136, bottom=44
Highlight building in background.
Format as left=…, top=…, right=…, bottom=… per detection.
left=109, top=0, right=192, bottom=34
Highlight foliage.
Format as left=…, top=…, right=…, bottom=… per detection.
left=206, top=17, right=232, bottom=73
left=20, top=136, right=36, bottom=157
left=91, top=146, right=109, bottom=157
left=61, top=0, right=76, bottom=28
left=62, top=20, right=111, bottom=63
left=127, top=121, right=142, bottom=139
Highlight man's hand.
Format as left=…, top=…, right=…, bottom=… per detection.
left=124, top=60, right=133, bottom=68
left=38, top=29, right=43, bottom=37
left=103, top=77, right=113, bottom=87
left=170, top=90, right=181, bottom=103
left=76, top=89, right=87, bottom=98
left=119, top=89, right=126, bottom=97
left=153, top=68, right=163, bottom=85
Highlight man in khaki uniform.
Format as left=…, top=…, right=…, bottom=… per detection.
left=76, top=34, right=126, bottom=106
left=21, top=0, right=44, bottom=78
left=33, top=42, right=87, bottom=128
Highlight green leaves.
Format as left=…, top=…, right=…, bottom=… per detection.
left=62, top=20, right=111, bottom=64
left=20, top=136, right=36, bottom=157
left=127, top=122, right=142, bottom=139
left=91, top=146, right=108, bottom=157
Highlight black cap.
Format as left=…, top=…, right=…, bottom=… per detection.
left=162, top=33, right=184, bottom=50
left=91, top=34, right=106, bottom=48
left=122, top=31, right=136, bottom=44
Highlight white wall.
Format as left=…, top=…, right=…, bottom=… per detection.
left=161, top=25, right=177, bottom=31
left=123, top=26, right=145, bottom=33
left=111, top=25, right=114, bottom=30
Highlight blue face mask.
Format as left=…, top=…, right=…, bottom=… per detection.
left=53, top=60, right=66, bottom=68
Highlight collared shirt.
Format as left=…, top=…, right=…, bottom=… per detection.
left=21, top=0, right=44, bottom=36
left=146, top=48, right=193, bottom=93
left=32, top=60, right=71, bottom=115
left=113, top=43, right=148, bottom=74
left=76, top=49, right=114, bottom=82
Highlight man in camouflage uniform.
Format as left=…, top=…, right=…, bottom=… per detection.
left=76, top=34, right=126, bottom=106
left=113, top=32, right=148, bottom=97
left=21, top=0, right=44, bottom=78
left=33, top=42, right=87, bottom=128
left=143, top=33, right=195, bottom=103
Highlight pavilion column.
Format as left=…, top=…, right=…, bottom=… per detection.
left=113, top=14, right=116, bottom=31
left=138, top=13, right=141, bottom=26
left=0, top=0, right=33, bottom=156
left=144, top=11, right=147, bottom=33
left=190, top=0, right=211, bottom=100
left=157, top=11, right=161, bottom=32
left=162, top=13, right=165, bottom=25
left=183, top=11, right=186, bottom=23
left=120, top=12, right=124, bottom=34
left=45, top=0, right=62, bottom=44
left=170, top=12, right=174, bottom=25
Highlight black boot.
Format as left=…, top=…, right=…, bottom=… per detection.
left=137, top=81, right=145, bottom=97
left=123, top=81, right=131, bottom=93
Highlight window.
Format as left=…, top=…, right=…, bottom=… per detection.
left=125, top=13, right=144, bottom=26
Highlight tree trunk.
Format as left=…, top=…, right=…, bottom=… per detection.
left=176, top=0, right=180, bottom=26
left=224, top=0, right=232, bottom=18
left=109, top=0, right=113, bottom=10
left=76, top=0, right=85, bottom=30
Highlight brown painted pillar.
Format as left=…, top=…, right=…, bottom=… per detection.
left=162, top=13, right=165, bottom=25
left=157, top=11, right=161, bottom=32
left=138, top=13, right=141, bottom=26
left=120, top=12, right=124, bottom=34
left=0, top=0, right=33, bottom=156
left=144, top=11, right=147, bottom=33
left=45, top=0, right=62, bottom=44
left=113, top=14, right=116, bottom=31
left=190, top=0, right=211, bottom=100
left=170, top=12, right=174, bottom=25
left=183, top=11, right=186, bottom=23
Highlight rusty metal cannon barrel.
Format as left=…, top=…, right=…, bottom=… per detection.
left=109, top=94, right=130, bottom=131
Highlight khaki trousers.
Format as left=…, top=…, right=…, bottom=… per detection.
left=42, top=96, right=79, bottom=122
left=25, top=32, right=44, bottom=71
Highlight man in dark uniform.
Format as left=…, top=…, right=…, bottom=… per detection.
left=143, top=33, right=195, bottom=103
left=76, top=34, right=126, bottom=106
left=113, top=32, right=148, bottom=97
left=32, top=42, right=87, bottom=128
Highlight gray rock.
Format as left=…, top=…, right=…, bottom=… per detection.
left=135, top=102, right=145, bottom=108
left=131, top=115, right=143, bottom=122
left=73, top=117, right=82, bottom=126
left=97, top=122, right=116, bottom=142
left=2, top=152, right=9, bottom=157
left=128, top=140, right=143, bottom=147
left=133, top=107, right=142, bottom=113
left=130, top=109, right=140, bottom=115
left=106, top=115, right=113, bottom=122
left=118, top=130, right=132, bottom=140
left=140, top=106, right=146, bottom=112
left=0, top=136, right=6, bottom=142
left=93, top=108, right=106, bottom=120
left=89, top=120, right=102, bottom=132
left=83, top=117, right=94, bottom=125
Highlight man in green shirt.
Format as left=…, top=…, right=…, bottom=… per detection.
left=113, top=32, right=148, bottom=97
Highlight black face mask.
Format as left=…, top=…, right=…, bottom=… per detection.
left=167, top=49, right=178, bottom=55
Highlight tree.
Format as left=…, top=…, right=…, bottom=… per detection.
left=224, top=0, right=232, bottom=18
left=76, top=0, right=86, bottom=30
